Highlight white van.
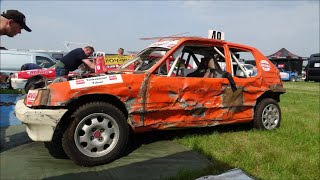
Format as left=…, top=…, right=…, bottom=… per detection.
left=0, top=49, right=57, bottom=76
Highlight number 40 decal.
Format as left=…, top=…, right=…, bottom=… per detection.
left=208, top=30, right=225, bottom=40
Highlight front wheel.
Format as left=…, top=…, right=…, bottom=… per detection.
left=253, top=98, right=281, bottom=130
left=62, top=102, right=129, bottom=166
left=44, top=124, right=68, bottom=159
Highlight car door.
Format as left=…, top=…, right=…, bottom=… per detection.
left=227, top=46, right=263, bottom=121
left=143, top=43, right=237, bottom=129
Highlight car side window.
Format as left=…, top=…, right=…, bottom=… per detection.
left=229, top=48, right=257, bottom=78
left=166, top=45, right=227, bottom=78
left=155, top=54, right=196, bottom=77
left=36, top=56, right=55, bottom=68
left=155, top=56, right=173, bottom=76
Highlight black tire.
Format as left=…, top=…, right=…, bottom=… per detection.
left=44, top=124, right=68, bottom=159
left=253, top=98, right=281, bottom=130
left=289, top=76, right=296, bottom=82
left=7, top=77, right=13, bottom=89
left=25, top=81, right=36, bottom=93
left=25, top=76, right=46, bottom=93
left=62, top=102, right=129, bottom=166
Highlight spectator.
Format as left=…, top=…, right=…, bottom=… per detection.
left=0, top=10, right=31, bottom=37
left=55, top=46, right=95, bottom=76
left=117, top=48, right=124, bottom=56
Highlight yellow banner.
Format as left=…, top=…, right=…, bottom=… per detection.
left=105, top=55, right=131, bottom=65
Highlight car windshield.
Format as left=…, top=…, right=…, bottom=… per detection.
left=120, top=47, right=170, bottom=71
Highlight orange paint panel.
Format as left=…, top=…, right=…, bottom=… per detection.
left=142, top=108, right=229, bottom=127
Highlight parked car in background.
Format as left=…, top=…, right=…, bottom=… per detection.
left=0, top=72, right=10, bottom=89
left=10, top=56, right=105, bottom=92
left=278, top=68, right=298, bottom=82
left=305, top=53, right=320, bottom=82
left=0, top=49, right=57, bottom=76
left=28, top=50, right=68, bottom=61
left=235, top=64, right=257, bottom=77
left=15, top=32, right=285, bottom=167
left=10, top=68, right=56, bottom=92
left=10, top=67, right=87, bottom=93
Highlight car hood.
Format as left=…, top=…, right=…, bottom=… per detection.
left=33, top=73, right=148, bottom=107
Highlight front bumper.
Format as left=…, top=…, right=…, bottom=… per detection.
left=11, top=78, right=27, bottom=89
left=15, top=99, right=68, bottom=141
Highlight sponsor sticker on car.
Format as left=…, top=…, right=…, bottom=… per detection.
left=75, top=79, right=85, bottom=85
left=26, top=90, right=38, bottom=107
left=260, top=60, right=271, bottom=71
left=69, top=74, right=123, bottom=89
left=18, top=68, right=56, bottom=79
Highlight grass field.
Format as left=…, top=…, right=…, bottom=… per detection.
left=0, top=89, right=20, bottom=94
left=167, top=81, right=320, bottom=180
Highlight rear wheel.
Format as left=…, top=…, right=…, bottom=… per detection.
left=62, top=102, right=129, bottom=166
left=253, top=98, right=281, bottom=130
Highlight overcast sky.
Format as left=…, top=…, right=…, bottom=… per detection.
left=1, top=1, right=319, bottom=57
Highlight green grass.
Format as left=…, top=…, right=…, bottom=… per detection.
left=0, top=89, right=21, bottom=94
left=167, top=81, right=320, bottom=180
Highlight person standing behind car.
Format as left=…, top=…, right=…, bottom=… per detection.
left=117, top=48, right=124, bottom=56
left=0, top=10, right=31, bottom=37
left=55, top=46, right=95, bottom=76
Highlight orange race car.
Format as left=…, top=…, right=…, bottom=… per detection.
left=15, top=31, right=285, bottom=166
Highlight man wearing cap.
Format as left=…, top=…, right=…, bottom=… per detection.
left=0, top=9, right=31, bottom=37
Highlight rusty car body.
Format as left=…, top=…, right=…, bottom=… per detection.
left=15, top=36, right=285, bottom=166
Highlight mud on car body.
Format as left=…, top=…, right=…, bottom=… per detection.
left=15, top=34, right=285, bottom=166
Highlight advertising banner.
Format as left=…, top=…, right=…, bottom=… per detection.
left=105, top=55, right=131, bottom=70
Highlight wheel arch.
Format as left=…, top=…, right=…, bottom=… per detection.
left=24, top=75, right=47, bottom=92
left=68, top=94, right=129, bottom=119
left=56, top=94, right=130, bottom=134
left=25, top=75, right=45, bottom=86
left=256, top=91, right=282, bottom=104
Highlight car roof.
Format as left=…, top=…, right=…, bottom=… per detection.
left=148, top=36, right=256, bottom=51
left=0, top=49, right=56, bottom=60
